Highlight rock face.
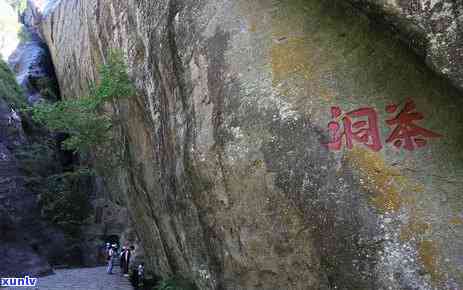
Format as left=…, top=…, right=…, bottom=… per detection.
left=6, top=7, right=128, bottom=269
left=0, top=59, right=63, bottom=277
left=39, top=0, right=463, bottom=289
left=345, top=0, right=463, bottom=92
left=8, top=31, right=58, bottom=104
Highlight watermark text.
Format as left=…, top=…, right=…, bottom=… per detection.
left=1, top=276, right=37, bottom=287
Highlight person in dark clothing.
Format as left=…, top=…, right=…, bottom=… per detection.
left=130, top=267, right=139, bottom=289
left=122, top=245, right=134, bottom=276
left=129, top=263, right=144, bottom=289
left=137, top=263, right=144, bottom=287
left=119, top=247, right=127, bottom=274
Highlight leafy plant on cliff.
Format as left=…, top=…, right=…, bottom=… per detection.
left=31, top=50, right=135, bottom=154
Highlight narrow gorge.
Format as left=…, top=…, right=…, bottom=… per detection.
left=0, top=0, right=462, bottom=289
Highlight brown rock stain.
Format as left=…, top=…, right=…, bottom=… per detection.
left=449, top=216, right=463, bottom=225
left=248, top=17, right=257, bottom=32
left=418, top=240, right=444, bottom=284
left=271, top=36, right=312, bottom=85
left=346, top=147, right=407, bottom=212
left=400, top=218, right=431, bottom=241
left=347, top=148, right=449, bottom=284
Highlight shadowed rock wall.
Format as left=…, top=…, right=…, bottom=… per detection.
left=0, top=58, right=65, bottom=277
left=39, top=0, right=462, bottom=289
left=344, top=0, right=463, bottom=92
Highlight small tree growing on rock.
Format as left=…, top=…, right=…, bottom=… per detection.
left=31, top=50, right=135, bottom=155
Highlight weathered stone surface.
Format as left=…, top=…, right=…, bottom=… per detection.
left=8, top=32, right=59, bottom=104
left=344, top=0, right=463, bottom=92
left=0, top=60, right=61, bottom=277
left=39, top=0, right=463, bottom=289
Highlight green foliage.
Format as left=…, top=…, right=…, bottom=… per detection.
left=32, top=98, right=112, bottom=152
left=155, top=277, right=197, bottom=290
left=0, top=59, right=26, bottom=109
left=95, top=50, right=136, bottom=102
left=31, top=50, right=135, bottom=154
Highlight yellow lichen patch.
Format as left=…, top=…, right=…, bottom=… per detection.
left=449, top=216, right=463, bottom=225
left=246, top=13, right=259, bottom=33
left=236, top=0, right=269, bottom=33
left=400, top=219, right=431, bottom=241
left=270, top=2, right=320, bottom=88
left=346, top=147, right=408, bottom=212
left=249, top=20, right=257, bottom=32
left=271, top=37, right=311, bottom=85
left=418, top=240, right=444, bottom=283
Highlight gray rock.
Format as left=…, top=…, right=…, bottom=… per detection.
left=0, top=27, right=64, bottom=277
left=37, top=0, right=463, bottom=289
left=0, top=95, right=55, bottom=277
left=345, top=0, right=463, bottom=91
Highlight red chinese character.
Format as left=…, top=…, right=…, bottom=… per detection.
left=324, top=106, right=382, bottom=151
left=385, top=99, right=442, bottom=151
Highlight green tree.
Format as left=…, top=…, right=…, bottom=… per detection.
left=31, top=50, right=135, bottom=154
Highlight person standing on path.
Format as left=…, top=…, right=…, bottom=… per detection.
left=106, top=244, right=117, bottom=274
left=103, top=242, right=112, bottom=264
left=105, top=243, right=111, bottom=259
left=119, top=246, right=127, bottom=275
left=136, top=263, right=144, bottom=289
left=123, top=245, right=134, bottom=276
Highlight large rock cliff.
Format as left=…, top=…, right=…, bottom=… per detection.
left=37, top=0, right=462, bottom=289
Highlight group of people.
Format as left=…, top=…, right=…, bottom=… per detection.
left=104, top=242, right=145, bottom=288
left=105, top=243, right=134, bottom=276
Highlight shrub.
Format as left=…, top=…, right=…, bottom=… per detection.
left=31, top=50, right=135, bottom=154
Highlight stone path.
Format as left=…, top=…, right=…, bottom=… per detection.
left=4, top=266, right=134, bottom=290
